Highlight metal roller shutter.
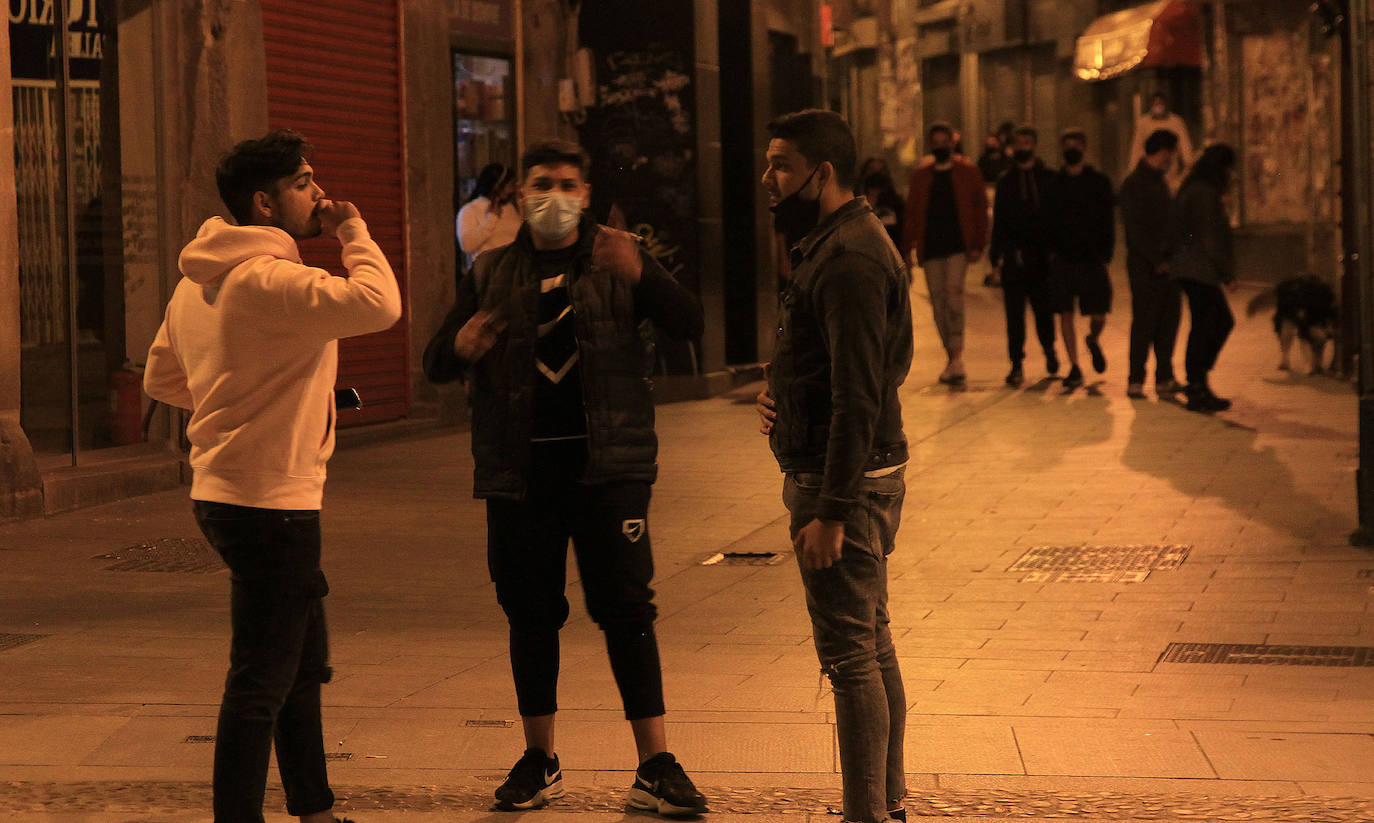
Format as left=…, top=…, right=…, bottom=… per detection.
left=261, top=0, right=410, bottom=426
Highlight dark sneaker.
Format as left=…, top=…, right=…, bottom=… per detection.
left=495, top=748, right=564, bottom=811
left=889, top=808, right=908, bottom=822
left=1046, top=351, right=1060, bottom=376
left=1085, top=334, right=1106, bottom=373
left=1126, top=382, right=1145, bottom=399
left=1062, top=365, right=1084, bottom=389
left=1184, top=385, right=1230, bottom=413
left=1156, top=379, right=1185, bottom=398
left=628, top=752, right=708, bottom=816
left=1005, top=365, right=1024, bottom=387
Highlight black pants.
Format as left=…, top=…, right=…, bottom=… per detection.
left=486, top=440, right=664, bottom=720
left=193, top=501, right=334, bottom=823
left=1127, top=264, right=1182, bottom=385
left=1001, top=261, right=1059, bottom=366
left=1178, top=278, right=1234, bottom=386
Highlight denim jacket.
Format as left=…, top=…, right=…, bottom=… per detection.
left=767, top=198, right=914, bottom=522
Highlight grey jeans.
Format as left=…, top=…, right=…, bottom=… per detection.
left=784, top=468, right=907, bottom=823
left=922, top=253, right=969, bottom=355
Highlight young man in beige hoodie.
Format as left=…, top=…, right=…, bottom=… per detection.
left=144, top=129, right=400, bottom=823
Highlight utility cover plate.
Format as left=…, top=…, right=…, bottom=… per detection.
left=1008, top=544, right=1190, bottom=583
left=96, top=538, right=224, bottom=573
left=1158, top=643, right=1374, bottom=667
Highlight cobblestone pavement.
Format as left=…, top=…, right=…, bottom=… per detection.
left=1, top=266, right=1370, bottom=821
left=4, top=780, right=1374, bottom=820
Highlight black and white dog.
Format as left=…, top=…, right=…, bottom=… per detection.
left=1246, top=275, right=1339, bottom=375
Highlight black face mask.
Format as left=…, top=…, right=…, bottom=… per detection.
left=931, top=147, right=952, bottom=164
left=771, top=164, right=822, bottom=245
left=1012, top=149, right=1034, bottom=164
left=1062, top=147, right=1084, bottom=166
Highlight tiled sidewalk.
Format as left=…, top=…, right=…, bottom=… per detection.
left=1, top=268, right=1369, bottom=821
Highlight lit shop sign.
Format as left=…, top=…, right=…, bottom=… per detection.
left=451, top=0, right=513, bottom=41
left=9, top=0, right=105, bottom=81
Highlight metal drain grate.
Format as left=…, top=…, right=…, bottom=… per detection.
left=1007, top=544, right=1190, bottom=583
left=325, top=752, right=353, bottom=761
left=183, top=735, right=215, bottom=743
left=464, top=719, right=514, bottom=728
left=1159, top=643, right=1374, bottom=667
left=95, top=538, right=224, bottom=573
left=0, top=633, right=46, bottom=652
left=700, top=551, right=786, bottom=566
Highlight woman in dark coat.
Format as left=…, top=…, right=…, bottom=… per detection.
left=1169, top=144, right=1237, bottom=413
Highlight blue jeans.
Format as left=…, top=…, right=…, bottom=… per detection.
left=784, top=469, right=907, bottom=823
left=193, top=501, right=334, bottom=823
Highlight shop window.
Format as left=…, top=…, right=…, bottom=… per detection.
left=10, top=0, right=161, bottom=463
left=454, top=52, right=514, bottom=205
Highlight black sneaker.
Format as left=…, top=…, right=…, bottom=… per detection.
left=1085, top=334, right=1106, bottom=373
left=628, top=752, right=708, bottom=816
left=1046, top=351, right=1060, bottom=376
left=1184, top=385, right=1231, bottom=413
left=1005, top=365, right=1024, bottom=387
left=889, top=808, right=908, bottom=822
left=1062, top=365, right=1084, bottom=389
left=494, top=748, right=564, bottom=811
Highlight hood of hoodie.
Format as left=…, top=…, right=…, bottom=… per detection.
left=178, top=217, right=302, bottom=286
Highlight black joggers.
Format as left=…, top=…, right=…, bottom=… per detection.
left=193, top=500, right=334, bottom=823
left=486, top=439, right=665, bottom=721
left=1178, top=278, right=1234, bottom=387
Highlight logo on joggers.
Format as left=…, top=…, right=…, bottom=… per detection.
left=621, top=518, right=646, bottom=543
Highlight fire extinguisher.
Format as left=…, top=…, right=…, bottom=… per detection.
left=109, top=365, right=145, bottom=446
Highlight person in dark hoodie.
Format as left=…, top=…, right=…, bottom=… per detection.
left=1049, top=129, right=1115, bottom=390
left=1119, top=129, right=1183, bottom=399
left=424, top=139, right=708, bottom=816
left=989, top=125, right=1061, bottom=387
left=1169, top=143, right=1238, bottom=413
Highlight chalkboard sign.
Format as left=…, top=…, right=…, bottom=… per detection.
left=577, top=1, right=698, bottom=298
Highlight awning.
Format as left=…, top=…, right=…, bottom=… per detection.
left=1073, top=0, right=1203, bottom=82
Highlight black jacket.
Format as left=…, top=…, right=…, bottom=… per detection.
left=767, top=198, right=913, bottom=522
left=423, top=215, right=704, bottom=499
left=989, top=160, right=1057, bottom=268
left=1119, top=159, right=1173, bottom=274
left=1169, top=179, right=1234, bottom=286
left=1050, top=165, right=1114, bottom=264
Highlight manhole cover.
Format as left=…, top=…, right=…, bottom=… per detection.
left=0, top=633, right=46, bottom=652
left=95, top=538, right=224, bottom=573
left=183, top=735, right=215, bottom=743
left=464, top=719, right=514, bottom=728
left=1159, top=643, right=1374, bottom=667
left=700, top=551, right=786, bottom=566
left=1008, top=544, right=1189, bottom=583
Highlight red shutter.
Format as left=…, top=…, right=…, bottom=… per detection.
left=260, top=0, right=410, bottom=425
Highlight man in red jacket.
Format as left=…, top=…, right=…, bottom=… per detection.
left=901, top=122, right=989, bottom=385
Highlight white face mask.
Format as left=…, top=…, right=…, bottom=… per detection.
left=524, top=191, right=584, bottom=241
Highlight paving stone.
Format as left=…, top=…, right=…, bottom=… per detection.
left=1193, top=730, right=1374, bottom=782
left=1014, top=726, right=1216, bottom=778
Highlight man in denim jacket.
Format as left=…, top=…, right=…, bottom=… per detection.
left=756, top=110, right=914, bottom=823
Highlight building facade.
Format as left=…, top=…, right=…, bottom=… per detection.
left=1, top=0, right=821, bottom=517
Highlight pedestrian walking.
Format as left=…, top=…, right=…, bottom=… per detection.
left=754, top=109, right=913, bottom=823
left=457, top=162, right=522, bottom=269
left=900, top=121, right=988, bottom=385
left=1119, top=129, right=1185, bottom=399
left=861, top=170, right=905, bottom=249
left=1169, top=143, right=1238, bottom=413
left=422, top=139, right=708, bottom=816
left=989, top=125, right=1061, bottom=387
left=1049, top=129, right=1115, bottom=390
left=1128, top=92, right=1195, bottom=192
left=143, top=129, right=402, bottom=823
